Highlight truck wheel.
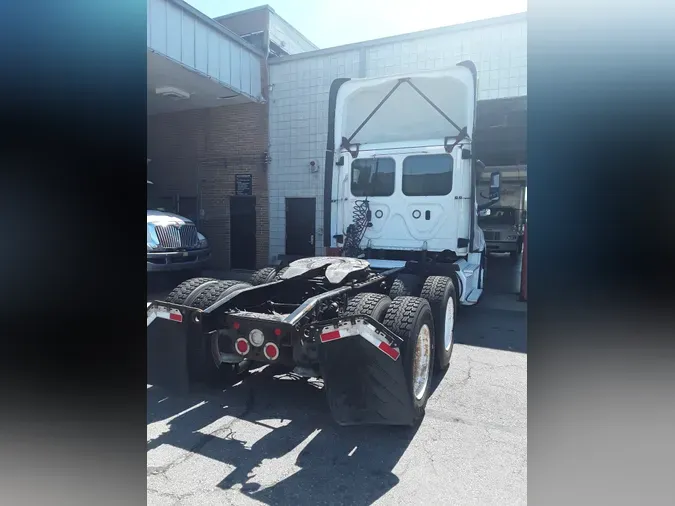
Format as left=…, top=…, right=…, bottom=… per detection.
left=188, top=280, right=252, bottom=384
left=190, top=280, right=251, bottom=310
left=389, top=274, right=422, bottom=298
left=344, top=292, right=391, bottom=322
left=164, top=277, right=217, bottom=305
left=382, top=296, right=435, bottom=422
left=250, top=266, right=278, bottom=285
left=420, top=276, right=458, bottom=371
left=274, top=266, right=289, bottom=280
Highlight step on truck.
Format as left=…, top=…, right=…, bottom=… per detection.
left=147, top=61, right=502, bottom=426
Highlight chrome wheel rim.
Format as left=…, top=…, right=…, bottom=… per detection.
left=413, top=324, right=432, bottom=400
left=444, top=297, right=455, bottom=351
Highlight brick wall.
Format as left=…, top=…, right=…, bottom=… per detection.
left=148, top=100, right=269, bottom=271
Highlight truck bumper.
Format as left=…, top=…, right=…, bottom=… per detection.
left=147, top=248, right=211, bottom=272
left=486, top=241, right=519, bottom=253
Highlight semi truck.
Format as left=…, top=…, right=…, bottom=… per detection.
left=477, top=180, right=526, bottom=257
left=147, top=61, right=501, bottom=426
left=147, top=161, right=211, bottom=274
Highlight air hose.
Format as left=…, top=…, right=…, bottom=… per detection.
left=342, top=198, right=370, bottom=258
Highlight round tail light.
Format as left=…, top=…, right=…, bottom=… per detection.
left=235, top=338, right=250, bottom=355
left=263, top=342, right=279, bottom=361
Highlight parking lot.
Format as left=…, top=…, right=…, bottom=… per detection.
left=147, top=255, right=526, bottom=505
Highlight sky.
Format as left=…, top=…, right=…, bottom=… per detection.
left=185, top=0, right=527, bottom=49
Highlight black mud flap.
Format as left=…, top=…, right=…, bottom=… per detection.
left=318, top=334, right=415, bottom=426
left=147, top=316, right=191, bottom=395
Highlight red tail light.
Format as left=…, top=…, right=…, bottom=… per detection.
left=263, top=343, right=279, bottom=361
left=235, top=338, right=250, bottom=355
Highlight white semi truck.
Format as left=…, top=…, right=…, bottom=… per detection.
left=147, top=61, right=502, bottom=426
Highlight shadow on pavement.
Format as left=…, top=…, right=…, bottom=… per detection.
left=147, top=254, right=525, bottom=502
left=148, top=365, right=421, bottom=505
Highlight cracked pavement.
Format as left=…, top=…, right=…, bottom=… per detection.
left=147, top=257, right=526, bottom=505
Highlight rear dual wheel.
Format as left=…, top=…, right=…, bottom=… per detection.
left=163, top=277, right=251, bottom=384
left=346, top=292, right=435, bottom=423
left=250, top=266, right=288, bottom=286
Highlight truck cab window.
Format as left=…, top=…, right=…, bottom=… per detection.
left=402, top=154, right=453, bottom=196
left=351, top=157, right=395, bottom=197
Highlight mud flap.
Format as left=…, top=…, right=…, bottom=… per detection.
left=318, top=327, right=414, bottom=426
left=147, top=315, right=191, bottom=395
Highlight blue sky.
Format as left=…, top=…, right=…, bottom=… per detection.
left=185, top=0, right=526, bottom=49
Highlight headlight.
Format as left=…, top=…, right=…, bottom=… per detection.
left=197, top=232, right=208, bottom=249
left=147, top=224, right=160, bottom=250
left=507, top=235, right=517, bottom=240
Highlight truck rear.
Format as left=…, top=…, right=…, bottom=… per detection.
left=147, top=61, right=502, bottom=426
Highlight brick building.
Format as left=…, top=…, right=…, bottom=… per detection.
left=147, top=2, right=315, bottom=270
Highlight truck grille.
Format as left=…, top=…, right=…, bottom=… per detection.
left=484, top=231, right=501, bottom=241
left=155, top=224, right=199, bottom=249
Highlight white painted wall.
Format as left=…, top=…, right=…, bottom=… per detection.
left=267, top=15, right=527, bottom=262
left=269, top=11, right=318, bottom=55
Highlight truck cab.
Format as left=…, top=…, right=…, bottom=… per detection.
left=146, top=179, right=211, bottom=273
left=478, top=206, right=525, bottom=258
left=326, top=62, right=501, bottom=305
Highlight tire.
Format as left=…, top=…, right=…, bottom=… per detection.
left=250, top=266, right=278, bottom=285
left=389, top=274, right=422, bottom=298
left=274, top=266, right=289, bottom=280
left=188, top=280, right=252, bottom=384
left=382, top=296, right=435, bottom=422
left=164, top=277, right=217, bottom=305
left=420, top=276, right=458, bottom=371
left=190, top=280, right=251, bottom=310
left=344, top=292, right=392, bottom=322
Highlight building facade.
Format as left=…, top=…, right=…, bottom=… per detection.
left=147, top=2, right=315, bottom=271
left=266, top=13, right=527, bottom=262
left=147, top=2, right=527, bottom=269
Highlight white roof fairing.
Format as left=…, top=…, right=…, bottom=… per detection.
left=334, top=66, right=476, bottom=149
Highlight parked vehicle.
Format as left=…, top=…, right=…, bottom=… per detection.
left=478, top=206, right=525, bottom=258
left=147, top=180, right=211, bottom=273
left=147, top=61, right=501, bottom=426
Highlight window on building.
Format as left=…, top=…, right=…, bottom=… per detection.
left=402, top=154, right=453, bottom=196
left=351, top=157, right=395, bottom=197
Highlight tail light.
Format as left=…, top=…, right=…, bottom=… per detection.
left=235, top=338, right=250, bottom=355
left=263, top=343, right=279, bottom=361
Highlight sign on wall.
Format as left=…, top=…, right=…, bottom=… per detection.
left=235, top=174, right=253, bottom=196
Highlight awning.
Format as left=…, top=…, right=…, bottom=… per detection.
left=147, top=0, right=264, bottom=115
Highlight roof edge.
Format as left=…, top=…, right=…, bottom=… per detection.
left=268, top=10, right=319, bottom=50
left=168, top=0, right=266, bottom=57
left=269, top=12, right=527, bottom=64
left=213, top=4, right=274, bottom=22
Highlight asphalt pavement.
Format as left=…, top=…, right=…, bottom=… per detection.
left=147, top=255, right=527, bottom=505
